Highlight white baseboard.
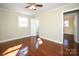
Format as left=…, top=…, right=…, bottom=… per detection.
left=75, top=40, right=79, bottom=43
left=0, top=35, right=63, bottom=44
left=0, top=35, right=31, bottom=43
left=40, top=36, right=63, bottom=44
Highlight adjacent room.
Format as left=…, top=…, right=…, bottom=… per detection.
left=0, top=3, right=79, bottom=56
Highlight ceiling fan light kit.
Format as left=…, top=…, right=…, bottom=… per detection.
left=25, top=3, right=43, bottom=10
left=29, top=5, right=36, bottom=10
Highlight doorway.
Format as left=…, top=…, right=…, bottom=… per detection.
left=30, top=18, right=39, bottom=36
left=63, top=10, right=78, bottom=56
left=30, top=18, right=40, bottom=51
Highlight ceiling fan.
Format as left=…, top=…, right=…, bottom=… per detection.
left=25, top=3, right=43, bottom=10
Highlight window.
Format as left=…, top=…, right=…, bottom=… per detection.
left=18, top=16, right=28, bottom=27
left=64, top=20, right=69, bottom=27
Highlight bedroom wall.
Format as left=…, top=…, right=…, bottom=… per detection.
left=36, top=4, right=79, bottom=44
left=0, top=8, right=30, bottom=42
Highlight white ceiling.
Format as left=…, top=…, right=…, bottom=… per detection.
left=0, top=3, right=69, bottom=15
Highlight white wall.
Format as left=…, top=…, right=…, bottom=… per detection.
left=0, top=8, right=30, bottom=42
left=36, top=4, right=79, bottom=44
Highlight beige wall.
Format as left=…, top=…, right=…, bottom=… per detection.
left=64, top=15, right=74, bottom=34
left=0, top=9, right=30, bottom=41
left=36, top=4, right=79, bottom=44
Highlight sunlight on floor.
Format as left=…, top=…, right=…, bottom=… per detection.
left=3, top=49, right=19, bottom=56
left=3, top=44, right=22, bottom=56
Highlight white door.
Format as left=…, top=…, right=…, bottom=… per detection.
left=30, top=18, right=39, bottom=36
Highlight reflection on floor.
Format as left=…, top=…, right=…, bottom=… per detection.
left=63, top=34, right=76, bottom=56
left=0, top=36, right=62, bottom=56
left=18, top=46, right=28, bottom=56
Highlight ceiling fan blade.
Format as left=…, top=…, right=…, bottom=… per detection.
left=36, top=4, right=43, bottom=7
left=25, top=6, right=30, bottom=8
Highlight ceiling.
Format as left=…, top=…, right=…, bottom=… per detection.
left=0, top=3, right=69, bottom=15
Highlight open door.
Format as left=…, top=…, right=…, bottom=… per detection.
left=63, top=11, right=78, bottom=56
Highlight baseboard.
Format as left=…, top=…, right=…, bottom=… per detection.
left=0, top=35, right=31, bottom=43
left=75, top=40, right=79, bottom=43
left=40, top=36, right=63, bottom=44
left=64, top=33, right=74, bottom=35
left=0, top=35, right=63, bottom=44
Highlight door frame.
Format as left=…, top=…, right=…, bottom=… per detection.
left=63, top=10, right=78, bottom=55
left=30, top=18, right=39, bottom=36
left=63, top=12, right=78, bottom=43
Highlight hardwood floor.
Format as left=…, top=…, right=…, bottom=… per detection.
left=0, top=36, right=63, bottom=56
left=63, top=34, right=76, bottom=56
left=76, top=43, right=79, bottom=55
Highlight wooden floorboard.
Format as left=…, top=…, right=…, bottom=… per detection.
left=0, top=36, right=63, bottom=56
left=63, top=34, right=78, bottom=56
